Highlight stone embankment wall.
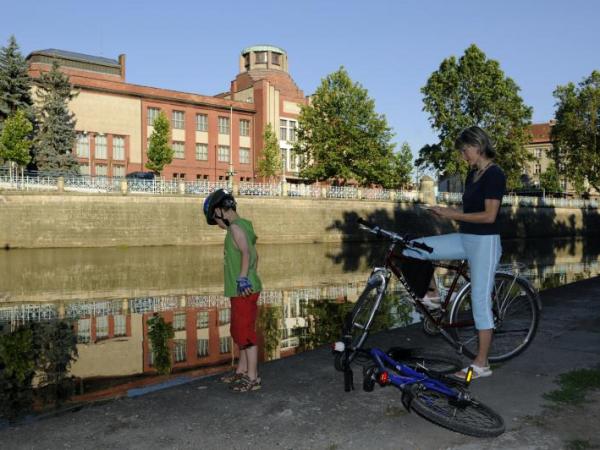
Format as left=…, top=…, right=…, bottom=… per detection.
left=1, top=193, right=599, bottom=249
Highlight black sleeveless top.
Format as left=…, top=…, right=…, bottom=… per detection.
left=460, top=164, right=506, bottom=235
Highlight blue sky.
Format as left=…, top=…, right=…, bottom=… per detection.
left=4, top=0, right=599, bottom=161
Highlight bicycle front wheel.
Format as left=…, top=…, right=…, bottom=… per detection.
left=344, top=279, right=386, bottom=359
left=410, top=385, right=505, bottom=437
left=449, top=272, right=539, bottom=363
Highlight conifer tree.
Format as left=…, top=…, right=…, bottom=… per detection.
left=0, top=35, right=34, bottom=127
left=33, top=61, right=79, bottom=174
left=145, top=111, right=173, bottom=175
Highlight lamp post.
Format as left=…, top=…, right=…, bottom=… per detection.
left=226, top=162, right=236, bottom=191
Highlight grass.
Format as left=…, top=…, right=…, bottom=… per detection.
left=543, top=368, right=600, bottom=405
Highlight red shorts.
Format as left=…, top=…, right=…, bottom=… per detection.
left=230, top=292, right=260, bottom=348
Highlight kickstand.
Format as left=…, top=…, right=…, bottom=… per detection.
left=344, top=367, right=354, bottom=392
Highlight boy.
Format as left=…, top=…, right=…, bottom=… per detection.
left=203, top=189, right=262, bottom=392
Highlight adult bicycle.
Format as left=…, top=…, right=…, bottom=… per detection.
left=333, top=218, right=541, bottom=370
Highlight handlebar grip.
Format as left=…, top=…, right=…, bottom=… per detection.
left=357, top=218, right=378, bottom=229
left=412, top=241, right=433, bottom=253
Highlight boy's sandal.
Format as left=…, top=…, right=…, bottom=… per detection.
left=220, top=371, right=246, bottom=384
left=230, top=376, right=261, bottom=392
left=453, top=364, right=492, bottom=380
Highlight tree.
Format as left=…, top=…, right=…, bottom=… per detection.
left=256, top=123, right=282, bottom=181
left=0, top=109, right=33, bottom=174
left=418, top=45, right=533, bottom=188
left=539, top=162, right=562, bottom=193
left=145, top=111, right=173, bottom=175
left=380, top=142, right=413, bottom=189
left=0, top=35, right=34, bottom=126
left=292, top=67, right=397, bottom=186
left=550, top=70, right=600, bottom=194
left=33, top=61, right=79, bottom=174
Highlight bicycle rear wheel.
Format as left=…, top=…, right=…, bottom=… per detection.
left=387, top=348, right=462, bottom=375
left=449, top=272, right=539, bottom=363
left=410, top=385, right=505, bottom=437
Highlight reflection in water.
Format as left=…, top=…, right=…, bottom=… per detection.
left=0, top=238, right=599, bottom=411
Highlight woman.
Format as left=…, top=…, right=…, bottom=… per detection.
left=407, top=126, right=506, bottom=379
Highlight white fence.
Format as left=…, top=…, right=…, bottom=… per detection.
left=0, top=172, right=597, bottom=209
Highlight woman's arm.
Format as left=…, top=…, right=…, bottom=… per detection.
left=429, top=199, right=501, bottom=224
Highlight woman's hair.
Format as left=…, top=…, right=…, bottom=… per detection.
left=455, top=126, right=495, bottom=158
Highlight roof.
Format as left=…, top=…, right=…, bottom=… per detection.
left=241, top=45, right=286, bottom=55
left=529, top=122, right=553, bottom=144
left=27, top=49, right=120, bottom=68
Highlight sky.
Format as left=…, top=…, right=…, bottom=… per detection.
left=3, top=0, right=599, bottom=161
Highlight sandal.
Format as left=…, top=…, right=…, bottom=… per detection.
left=220, top=371, right=246, bottom=384
left=230, top=376, right=262, bottom=392
left=453, top=364, right=492, bottom=380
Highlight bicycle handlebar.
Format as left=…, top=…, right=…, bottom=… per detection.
left=357, top=218, right=433, bottom=253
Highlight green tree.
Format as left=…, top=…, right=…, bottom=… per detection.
left=550, top=70, right=600, bottom=194
left=380, top=141, right=413, bottom=189
left=539, top=162, right=562, bottom=193
left=145, top=111, right=173, bottom=175
left=256, top=123, right=282, bottom=181
left=33, top=61, right=79, bottom=174
left=0, top=35, right=34, bottom=126
left=147, top=314, right=174, bottom=375
left=418, top=44, right=533, bottom=188
left=292, top=67, right=397, bottom=186
left=0, top=109, right=33, bottom=172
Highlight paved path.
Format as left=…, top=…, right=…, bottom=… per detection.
left=2, top=276, right=600, bottom=450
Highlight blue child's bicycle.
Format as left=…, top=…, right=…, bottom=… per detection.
left=355, top=346, right=505, bottom=437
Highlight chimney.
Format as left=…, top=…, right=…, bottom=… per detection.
left=118, top=54, right=126, bottom=81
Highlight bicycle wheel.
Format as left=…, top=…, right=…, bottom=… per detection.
left=387, top=348, right=462, bottom=375
left=409, top=385, right=505, bottom=437
left=344, top=279, right=386, bottom=359
left=449, top=272, right=539, bottom=362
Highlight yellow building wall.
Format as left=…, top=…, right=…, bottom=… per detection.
left=70, top=92, right=142, bottom=164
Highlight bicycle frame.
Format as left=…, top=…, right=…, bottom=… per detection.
left=369, top=348, right=461, bottom=399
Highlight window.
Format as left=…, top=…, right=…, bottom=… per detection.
left=218, top=117, right=230, bottom=135
left=219, top=336, right=231, bottom=354
left=147, top=107, right=160, bottom=126
left=560, top=179, right=567, bottom=190
left=174, top=340, right=187, bottom=362
left=218, top=308, right=230, bottom=325
left=255, top=51, right=267, bottom=64
left=113, top=136, right=125, bottom=160
left=289, top=121, right=297, bottom=142
left=197, top=339, right=209, bottom=357
left=174, top=312, right=186, bottom=331
left=535, top=148, right=543, bottom=158
left=113, top=165, right=125, bottom=178
left=218, top=145, right=230, bottom=162
left=272, top=52, right=281, bottom=65
left=534, top=163, right=541, bottom=175
left=243, top=53, right=250, bottom=69
left=95, top=164, right=107, bottom=176
left=95, top=135, right=107, bottom=159
left=96, top=316, right=108, bottom=340
left=290, top=150, right=297, bottom=171
left=196, top=114, right=208, bottom=132
left=196, top=311, right=209, bottom=329
left=173, top=141, right=185, bottom=159
left=239, top=147, right=250, bottom=164
left=76, top=133, right=89, bottom=157
left=280, top=119, right=287, bottom=140
left=114, top=315, right=126, bottom=336
left=196, top=143, right=208, bottom=160
left=172, top=110, right=185, bottom=129
left=240, top=119, right=250, bottom=137
left=281, top=148, right=287, bottom=171
left=77, top=318, right=91, bottom=343
left=79, top=163, right=90, bottom=176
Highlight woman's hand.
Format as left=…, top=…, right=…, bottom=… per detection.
left=427, top=205, right=457, bottom=219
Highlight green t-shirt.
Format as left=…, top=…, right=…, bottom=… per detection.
left=223, top=218, right=262, bottom=297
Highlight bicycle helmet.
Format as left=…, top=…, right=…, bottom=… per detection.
left=203, top=189, right=236, bottom=225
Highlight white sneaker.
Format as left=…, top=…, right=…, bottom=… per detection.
left=421, top=295, right=442, bottom=310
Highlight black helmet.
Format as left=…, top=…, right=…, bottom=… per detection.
left=203, top=189, right=236, bottom=225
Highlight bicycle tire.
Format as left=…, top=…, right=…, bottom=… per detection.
left=388, top=349, right=463, bottom=375
left=344, top=279, right=386, bottom=362
left=449, top=272, right=539, bottom=363
left=409, top=385, right=505, bottom=437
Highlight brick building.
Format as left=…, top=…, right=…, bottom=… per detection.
left=26, top=45, right=307, bottom=182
